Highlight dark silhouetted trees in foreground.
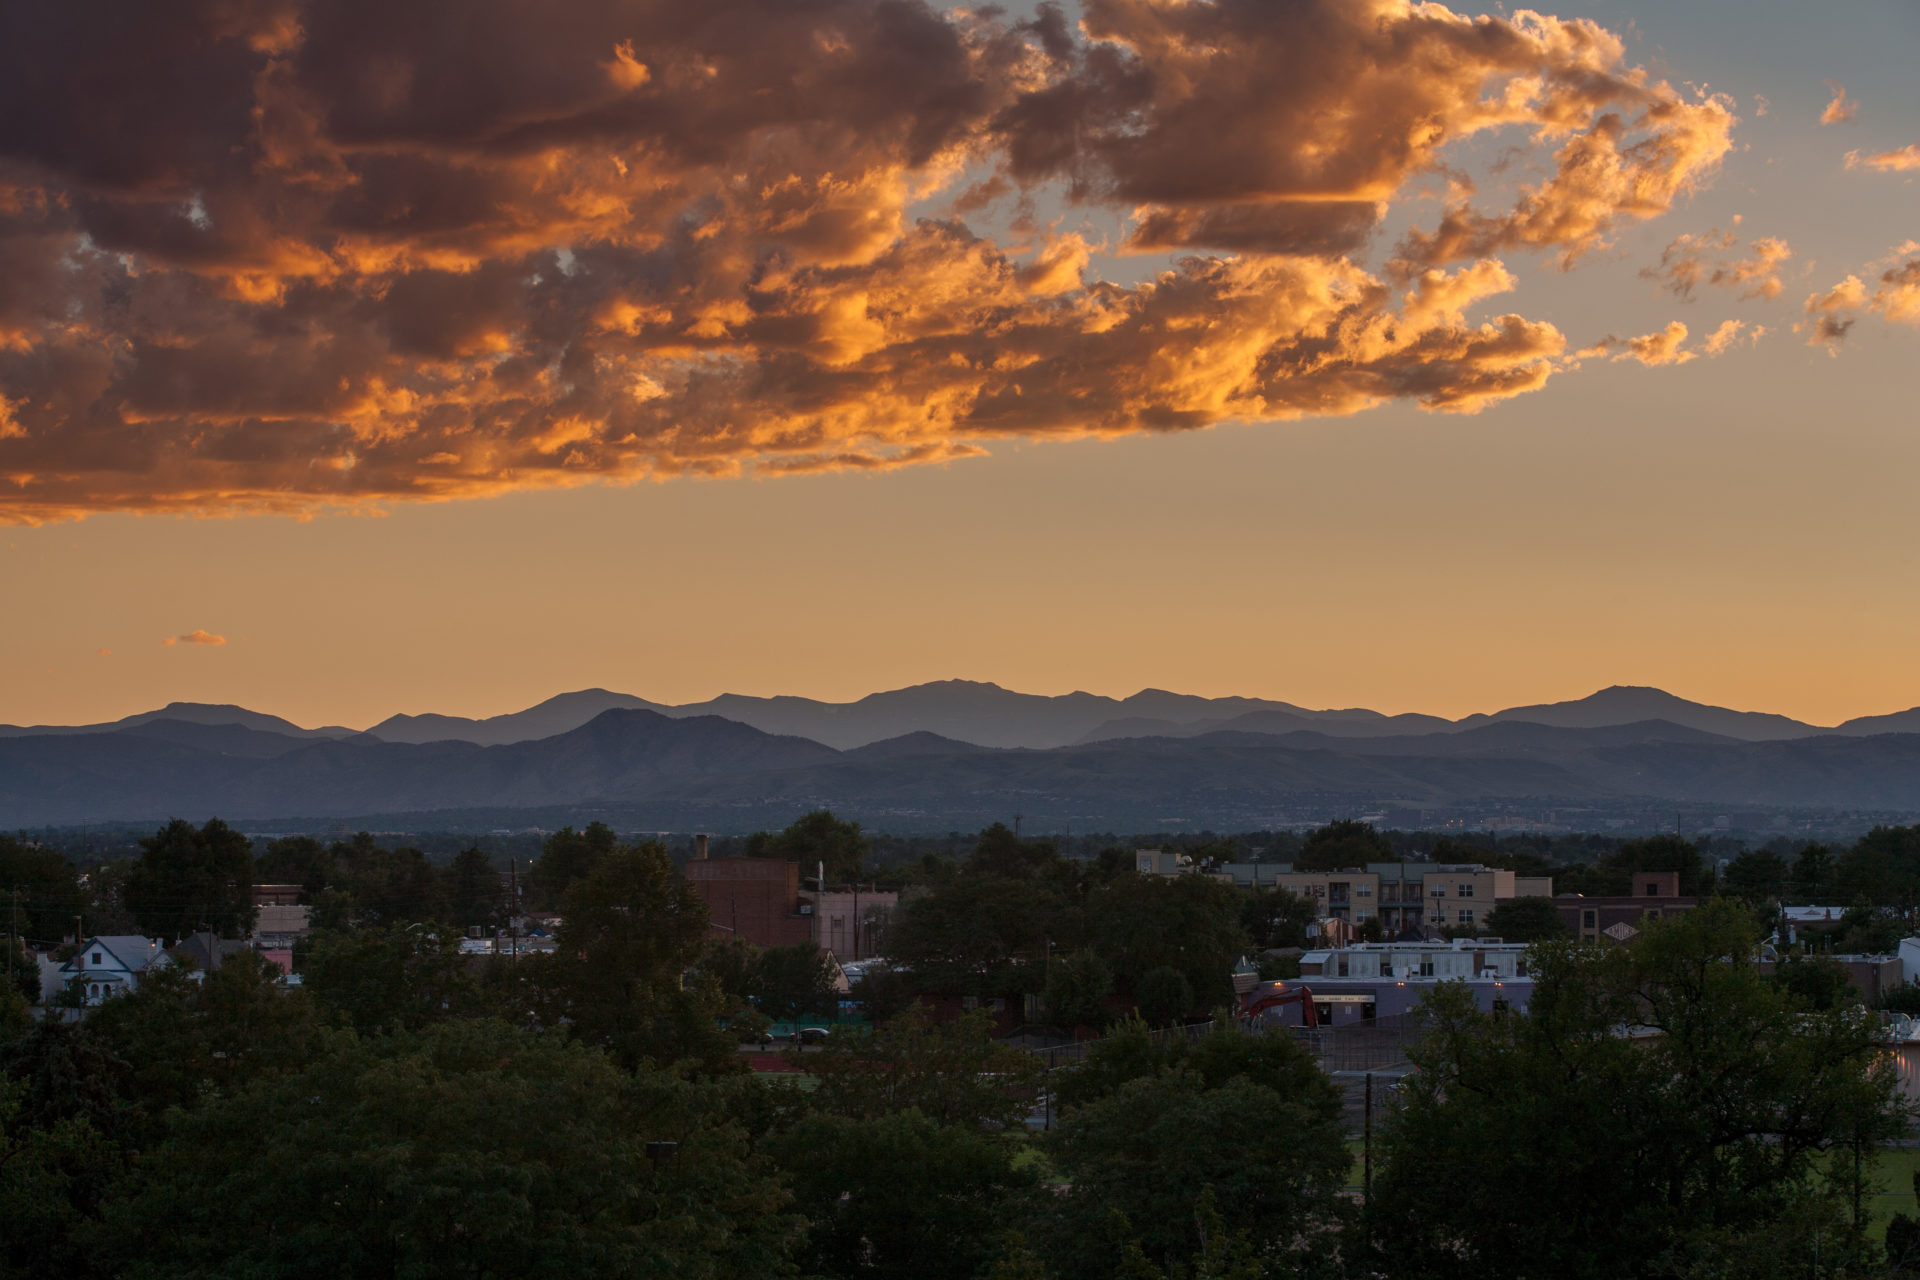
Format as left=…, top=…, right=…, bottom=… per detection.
left=9, top=819, right=1920, bottom=1278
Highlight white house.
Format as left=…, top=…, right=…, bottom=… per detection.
left=59, top=935, right=171, bottom=1005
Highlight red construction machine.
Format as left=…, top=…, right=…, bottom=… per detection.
left=1241, top=980, right=1320, bottom=1028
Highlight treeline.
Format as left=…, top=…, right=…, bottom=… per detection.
left=4, top=874, right=1913, bottom=1278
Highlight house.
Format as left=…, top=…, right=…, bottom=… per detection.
left=59, top=935, right=171, bottom=1005
left=175, top=931, right=250, bottom=972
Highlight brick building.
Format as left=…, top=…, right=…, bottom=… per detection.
left=1554, top=871, right=1699, bottom=943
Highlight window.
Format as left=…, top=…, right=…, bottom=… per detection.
left=1419, top=957, right=1435, bottom=977
left=1458, top=908, right=1475, bottom=924
left=92, top=952, right=103, bottom=966
left=1430, top=884, right=1447, bottom=898
left=1583, top=909, right=1597, bottom=929
left=1458, top=883, right=1475, bottom=898
left=1645, top=882, right=1660, bottom=896
left=1356, top=884, right=1374, bottom=897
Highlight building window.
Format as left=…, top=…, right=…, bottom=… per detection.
left=1430, top=885, right=1446, bottom=898
left=1644, top=882, right=1661, bottom=896
left=92, top=952, right=103, bottom=966
left=1419, top=957, right=1435, bottom=977
left=1458, top=883, right=1474, bottom=898
left=1356, top=884, right=1373, bottom=896
left=1583, top=909, right=1597, bottom=929
left=1458, top=908, right=1475, bottom=924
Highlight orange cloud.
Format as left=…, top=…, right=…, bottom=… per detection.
left=1700, top=319, right=1763, bottom=356
left=1801, top=277, right=1868, bottom=348
left=0, top=0, right=1732, bottom=522
left=1615, top=321, right=1694, bottom=367
left=163, top=629, right=227, bottom=647
left=1821, top=81, right=1858, bottom=126
left=1643, top=227, right=1792, bottom=300
left=1846, top=144, right=1920, bottom=172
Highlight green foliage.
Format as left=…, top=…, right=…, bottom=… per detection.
left=1043, top=949, right=1113, bottom=1032
left=745, top=809, right=872, bottom=882
left=1240, top=886, right=1317, bottom=950
left=850, top=965, right=914, bottom=1025
left=754, top=943, right=840, bottom=1024
left=124, top=818, right=256, bottom=942
left=440, top=846, right=501, bottom=928
left=889, top=863, right=1064, bottom=998
left=0, top=835, right=88, bottom=942
left=526, top=820, right=618, bottom=908
left=1369, top=901, right=1909, bottom=1279
left=1133, top=966, right=1194, bottom=1027
left=1723, top=849, right=1790, bottom=901
left=768, top=1109, right=1036, bottom=1280
left=3, top=934, right=35, bottom=1006
left=1880, top=983, right=1920, bottom=1016
left=1770, top=954, right=1855, bottom=1011
left=1041, top=1059, right=1349, bottom=1280
left=1083, top=874, right=1245, bottom=1011
left=257, top=832, right=443, bottom=927
left=1481, top=895, right=1569, bottom=943
left=805, top=1006, right=1041, bottom=1129
left=539, top=840, right=734, bottom=1072
left=1052, top=1018, right=1339, bottom=1116
left=302, top=924, right=484, bottom=1036
left=91, top=1020, right=799, bottom=1279
left=1294, top=820, right=1390, bottom=872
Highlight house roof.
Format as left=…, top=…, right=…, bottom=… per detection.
left=62, top=935, right=168, bottom=975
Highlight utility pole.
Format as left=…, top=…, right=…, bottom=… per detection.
left=509, top=860, right=519, bottom=962
left=1363, top=1073, right=1374, bottom=1206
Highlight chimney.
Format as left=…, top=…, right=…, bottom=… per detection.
left=693, top=833, right=709, bottom=860
left=818, top=859, right=826, bottom=891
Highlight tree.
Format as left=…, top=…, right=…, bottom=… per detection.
left=850, top=966, right=914, bottom=1025
left=1481, top=895, right=1569, bottom=943
left=1722, top=849, right=1789, bottom=902
left=526, top=821, right=618, bottom=908
left=805, top=1006, right=1041, bottom=1129
left=302, top=924, right=483, bottom=1036
left=1133, top=966, right=1194, bottom=1027
left=1240, top=886, right=1317, bottom=950
left=769, top=1109, right=1036, bottom=1280
left=123, top=818, right=256, bottom=942
left=1594, top=834, right=1713, bottom=897
left=1041, top=1067, right=1349, bottom=1280
left=92, top=1020, right=799, bottom=1279
left=1083, top=874, right=1245, bottom=1012
left=441, top=846, right=501, bottom=928
left=1294, top=820, right=1391, bottom=872
left=745, top=809, right=871, bottom=883
left=1792, top=843, right=1836, bottom=902
left=755, top=943, right=840, bottom=1024
left=0, top=836, right=87, bottom=943
left=539, top=841, right=734, bottom=1071
left=1369, top=901, right=1908, bottom=1279
left=1043, top=949, right=1113, bottom=1033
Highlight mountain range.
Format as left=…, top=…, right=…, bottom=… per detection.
left=6, top=682, right=1920, bottom=830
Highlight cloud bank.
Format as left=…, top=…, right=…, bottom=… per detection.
left=0, top=0, right=1736, bottom=521
left=164, top=630, right=227, bottom=647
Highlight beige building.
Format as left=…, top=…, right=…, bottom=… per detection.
left=1218, top=861, right=1554, bottom=936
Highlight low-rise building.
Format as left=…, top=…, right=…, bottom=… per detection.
left=1555, top=872, right=1698, bottom=943
left=1216, top=861, right=1553, bottom=936
left=58, top=935, right=171, bottom=1005
left=1275, top=938, right=1535, bottom=1023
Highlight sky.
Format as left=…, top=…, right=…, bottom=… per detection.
left=2, top=0, right=1918, bottom=730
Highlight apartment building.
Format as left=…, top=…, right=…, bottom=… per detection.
left=1218, top=861, right=1553, bottom=935
left=1275, top=938, right=1536, bottom=1023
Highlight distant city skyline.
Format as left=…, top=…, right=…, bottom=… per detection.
left=3, top=0, right=1917, bottom=731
